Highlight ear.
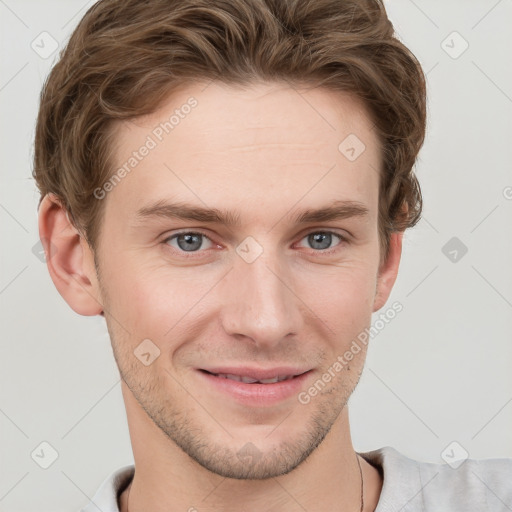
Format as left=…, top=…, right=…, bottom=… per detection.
left=372, top=231, right=404, bottom=312
left=37, top=193, right=104, bottom=316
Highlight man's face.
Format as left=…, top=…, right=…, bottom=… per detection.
left=93, top=81, right=391, bottom=479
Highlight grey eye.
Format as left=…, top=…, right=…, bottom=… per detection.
left=299, top=232, right=343, bottom=251
left=165, top=232, right=213, bottom=252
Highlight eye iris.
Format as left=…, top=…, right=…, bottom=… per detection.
left=177, top=233, right=202, bottom=251
left=309, top=232, right=332, bottom=250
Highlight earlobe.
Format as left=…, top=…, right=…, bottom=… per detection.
left=38, top=194, right=104, bottom=316
left=372, top=231, right=404, bottom=312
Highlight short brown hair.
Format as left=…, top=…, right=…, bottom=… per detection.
left=33, top=0, right=426, bottom=265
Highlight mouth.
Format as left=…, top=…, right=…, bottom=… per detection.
left=199, top=369, right=302, bottom=384
left=196, top=367, right=313, bottom=406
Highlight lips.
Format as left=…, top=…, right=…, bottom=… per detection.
left=197, top=366, right=313, bottom=406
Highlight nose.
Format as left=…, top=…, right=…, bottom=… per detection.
left=219, top=246, right=304, bottom=350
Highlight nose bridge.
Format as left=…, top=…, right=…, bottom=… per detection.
left=220, top=243, right=301, bottom=346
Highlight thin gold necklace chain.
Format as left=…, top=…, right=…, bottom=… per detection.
left=125, top=453, right=364, bottom=512
left=357, top=452, right=365, bottom=512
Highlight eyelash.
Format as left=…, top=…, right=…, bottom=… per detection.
left=162, top=229, right=349, bottom=258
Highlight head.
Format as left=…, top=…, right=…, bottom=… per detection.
left=34, top=0, right=426, bottom=479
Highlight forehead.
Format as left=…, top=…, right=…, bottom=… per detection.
left=106, top=81, right=381, bottom=225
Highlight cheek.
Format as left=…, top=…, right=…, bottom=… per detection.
left=302, top=256, right=376, bottom=297
left=100, top=254, right=174, bottom=337
left=300, top=262, right=376, bottom=335
left=106, top=256, right=219, bottom=345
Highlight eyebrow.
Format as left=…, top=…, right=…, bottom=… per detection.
left=134, top=199, right=369, bottom=227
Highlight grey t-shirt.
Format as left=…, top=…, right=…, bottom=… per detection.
left=80, top=446, right=512, bottom=511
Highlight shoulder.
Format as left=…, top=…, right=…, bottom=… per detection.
left=359, top=446, right=512, bottom=512
left=80, top=464, right=135, bottom=512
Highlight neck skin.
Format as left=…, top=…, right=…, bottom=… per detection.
left=118, top=381, right=383, bottom=512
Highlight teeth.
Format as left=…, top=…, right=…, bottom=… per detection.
left=241, top=375, right=259, bottom=384
left=212, top=372, right=294, bottom=383
left=259, top=376, right=279, bottom=383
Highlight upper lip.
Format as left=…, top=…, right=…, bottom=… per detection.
left=199, top=366, right=311, bottom=380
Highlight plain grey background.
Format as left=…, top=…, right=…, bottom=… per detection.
left=1, top=0, right=511, bottom=510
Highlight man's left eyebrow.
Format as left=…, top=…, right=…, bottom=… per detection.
left=133, top=199, right=369, bottom=226
left=292, top=200, right=369, bottom=224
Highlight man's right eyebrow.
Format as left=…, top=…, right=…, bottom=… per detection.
left=134, top=199, right=370, bottom=227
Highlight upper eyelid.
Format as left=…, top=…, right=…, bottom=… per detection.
left=163, top=230, right=215, bottom=244
left=296, top=231, right=346, bottom=243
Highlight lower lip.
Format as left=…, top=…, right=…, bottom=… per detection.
left=197, top=370, right=312, bottom=406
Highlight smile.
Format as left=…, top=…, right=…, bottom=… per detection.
left=204, top=371, right=296, bottom=384
left=197, top=367, right=313, bottom=406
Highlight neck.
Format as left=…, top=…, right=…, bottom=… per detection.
left=119, top=388, right=383, bottom=512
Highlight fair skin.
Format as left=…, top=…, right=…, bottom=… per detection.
left=39, top=80, right=404, bottom=511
